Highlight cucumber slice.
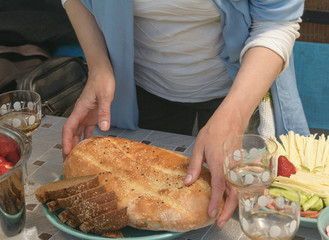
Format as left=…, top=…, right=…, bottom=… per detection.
left=323, top=197, right=329, bottom=207
left=302, top=195, right=320, bottom=212
left=269, top=188, right=300, bottom=203
left=310, top=198, right=324, bottom=211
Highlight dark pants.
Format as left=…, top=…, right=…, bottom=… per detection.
left=136, top=86, right=225, bottom=136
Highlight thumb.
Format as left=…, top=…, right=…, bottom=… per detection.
left=97, top=95, right=111, bottom=131
left=184, top=144, right=204, bottom=186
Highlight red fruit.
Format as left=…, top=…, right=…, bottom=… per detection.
left=0, top=134, right=21, bottom=164
left=0, top=156, right=6, bottom=164
left=277, top=155, right=296, bottom=177
left=0, top=161, right=14, bottom=175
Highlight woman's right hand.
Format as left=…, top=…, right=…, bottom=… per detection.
left=62, top=67, right=115, bottom=159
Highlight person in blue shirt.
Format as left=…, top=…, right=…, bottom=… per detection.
left=61, top=0, right=309, bottom=228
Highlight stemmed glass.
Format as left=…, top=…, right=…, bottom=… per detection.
left=0, top=90, right=42, bottom=186
left=0, top=90, right=41, bottom=137
left=222, top=134, right=301, bottom=239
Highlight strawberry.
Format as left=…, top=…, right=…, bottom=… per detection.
left=0, top=161, right=14, bottom=175
left=277, top=155, right=297, bottom=177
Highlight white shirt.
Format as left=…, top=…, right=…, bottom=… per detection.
left=134, top=0, right=232, bottom=102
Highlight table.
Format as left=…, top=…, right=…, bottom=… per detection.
left=11, top=115, right=321, bottom=240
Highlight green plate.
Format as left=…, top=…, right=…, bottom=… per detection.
left=300, top=216, right=317, bottom=228
left=42, top=176, right=185, bottom=240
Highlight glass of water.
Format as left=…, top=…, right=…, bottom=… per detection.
left=238, top=185, right=300, bottom=240
left=222, top=134, right=278, bottom=190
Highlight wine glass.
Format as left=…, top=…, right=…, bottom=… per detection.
left=0, top=90, right=41, bottom=138
left=222, top=134, right=278, bottom=190
left=238, top=185, right=300, bottom=240
left=0, top=90, right=42, bottom=186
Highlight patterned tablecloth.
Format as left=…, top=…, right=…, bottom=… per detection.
left=9, top=115, right=321, bottom=240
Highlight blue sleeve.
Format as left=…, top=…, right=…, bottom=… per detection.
left=249, top=0, right=304, bottom=22
left=80, top=0, right=94, bottom=14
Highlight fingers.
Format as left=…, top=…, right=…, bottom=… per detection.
left=62, top=118, right=77, bottom=159
left=97, top=94, right=111, bottom=131
left=208, top=167, right=226, bottom=218
left=184, top=142, right=204, bottom=186
left=84, top=125, right=95, bottom=139
left=216, top=183, right=238, bottom=228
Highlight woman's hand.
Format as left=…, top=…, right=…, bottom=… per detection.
left=185, top=104, right=245, bottom=228
left=62, top=0, right=116, bottom=159
left=62, top=68, right=115, bottom=159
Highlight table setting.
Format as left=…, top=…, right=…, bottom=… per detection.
left=0, top=102, right=325, bottom=239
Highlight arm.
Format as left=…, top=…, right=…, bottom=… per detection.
left=186, top=46, right=283, bottom=227
left=62, top=0, right=115, bottom=158
left=185, top=0, right=304, bottom=226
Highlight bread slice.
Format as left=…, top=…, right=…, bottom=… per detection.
left=35, top=174, right=99, bottom=203
left=79, top=207, right=128, bottom=233
left=66, top=200, right=118, bottom=228
left=101, top=230, right=124, bottom=238
left=92, top=214, right=129, bottom=235
left=58, top=191, right=117, bottom=223
left=47, top=184, right=106, bottom=212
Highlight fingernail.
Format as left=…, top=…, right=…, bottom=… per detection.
left=218, top=221, right=226, bottom=229
left=210, top=209, right=217, bottom=218
left=184, top=174, right=192, bottom=185
left=100, top=121, right=109, bottom=131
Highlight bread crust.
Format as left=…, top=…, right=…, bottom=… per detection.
left=63, top=136, right=224, bottom=232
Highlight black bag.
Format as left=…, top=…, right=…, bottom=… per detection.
left=17, top=56, right=88, bottom=117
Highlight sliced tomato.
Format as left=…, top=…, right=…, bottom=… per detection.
left=300, top=210, right=320, bottom=219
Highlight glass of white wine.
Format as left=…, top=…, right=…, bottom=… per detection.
left=222, top=134, right=278, bottom=190
left=0, top=90, right=42, bottom=186
left=238, top=185, right=300, bottom=240
left=0, top=90, right=41, bottom=137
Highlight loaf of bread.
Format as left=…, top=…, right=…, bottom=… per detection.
left=63, top=136, right=224, bottom=232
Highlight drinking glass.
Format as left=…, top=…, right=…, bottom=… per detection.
left=0, top=90, right=41, bottom=138
left=0, top=90, right=42, bottom=186
left=238, top=185, right=300, bottom=240
left=222, top=134, right=278, bottom=190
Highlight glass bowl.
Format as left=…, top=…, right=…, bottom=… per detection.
left=0, top=124, right=31, bottom=238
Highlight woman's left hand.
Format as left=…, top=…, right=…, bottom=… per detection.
left=184, top=103, right=246, bottom=228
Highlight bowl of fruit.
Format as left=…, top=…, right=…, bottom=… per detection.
left=0, top=124, right=31, bottom=238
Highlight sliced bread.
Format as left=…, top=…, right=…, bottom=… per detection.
left=58, top=191, right=117, bottom=223
left=47, top=184, right=106, bottom=212
left=66, top=200, right=118, bottom=228
left=35, top=174, right=99, bottom=203
left=79, top=207, right=128, bottom=233
left=101, top=230, right=124, bottom=238
left=92, top=214, right=129, bottom=235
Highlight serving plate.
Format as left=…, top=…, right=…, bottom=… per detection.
left=300, top=216, right=317, bottom=228
left=42, top=176, right=185, bottom=240
left=42, top=205, right=185, bottom=240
